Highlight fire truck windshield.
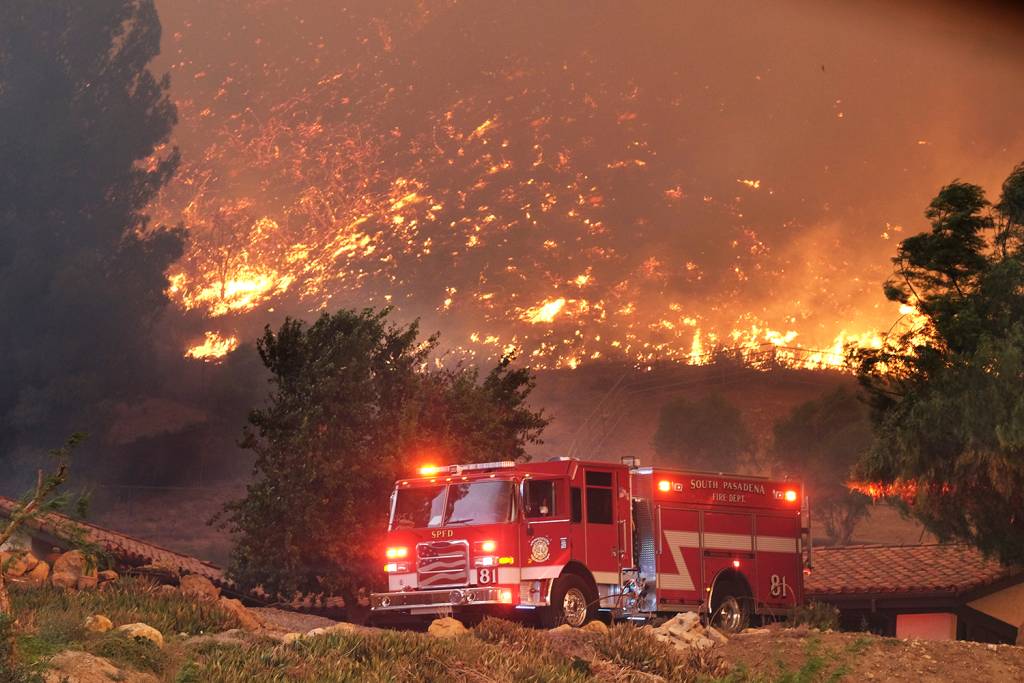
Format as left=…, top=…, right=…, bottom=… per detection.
left=391, top=480, right=514, bottom=529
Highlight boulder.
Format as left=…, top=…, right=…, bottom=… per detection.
left=179, top=574, right=220, bottom=601
left=1, top=550, right=39, bottom=577
left=18, top=559, right=50, bottom=587
left=51, top=550, right=97, bottom=590
left=43, top=650, right=158, bottom=683
left=218, top=596, right=263, bottom=631
left=52, top=571, right=79, bottom=590
left=84, top=614, right=113, bottom=634
left=304, top=622, right=360, bottom=639
left=428, top=616, right=468, bottom=638
left=547, top=624, right=575, bottom=635
left=116, top=622, right=164, bottom=649
left=652, top=612, right=719, bottom=650
left=582, top=620, right=609, bottom=634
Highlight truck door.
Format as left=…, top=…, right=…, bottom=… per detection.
left=582, top=467, right=628, bottom=584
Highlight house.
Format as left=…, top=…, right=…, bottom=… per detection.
left=806, top=543, right=1024, bottom=644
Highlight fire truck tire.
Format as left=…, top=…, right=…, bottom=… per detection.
left=710, top=581, right=751, bottom=633
left=541, top=574, right=598, bottom=628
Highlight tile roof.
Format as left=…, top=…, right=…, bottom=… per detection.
left=0, top=496, right=226, bottom=588
left=806, top=543, right=1022, bottom=597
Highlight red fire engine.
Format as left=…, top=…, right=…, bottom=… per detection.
left=370, top=458, right=808, bottom=629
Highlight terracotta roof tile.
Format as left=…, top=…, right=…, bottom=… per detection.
left=0, top=496, right=226, bottom=587
left=806, top=543, right=1021, bottom=597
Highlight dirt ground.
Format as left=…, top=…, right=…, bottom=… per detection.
left=720, top=627, right=1024, bottom=681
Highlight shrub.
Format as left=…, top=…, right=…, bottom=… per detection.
left=789, top=602, right=841, bottom=631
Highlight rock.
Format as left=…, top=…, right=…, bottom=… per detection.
left=18, top=559, right=50, bottom=587
left=1017, top=621, right=1024, bottom=647
left=180, top=574, right=220, bottom=601
left=52, top=571, right=79, bottom=590
left=428, top=616, right=468, bottom=638
left=547, top=624, right=575, bottom=635
left=44, top=650, right=158, bottom=683
left=281, top=632, right=304, bottom=644
left=98, top=569, right=119, bottom=582
left=116, top=623, right=165, bottom=649
left=219, top=596, right=263, bottom=631
left=1, top=550, right=39, bottom=577
left=84, top=615, right=113, bottom=633
left=51, top=550, right=97, bottom=590
left=652, top=612, right=718, bottom=651
left=157, top=584, right=179, bottom=595
left=582, top=620, right=609, bottom=634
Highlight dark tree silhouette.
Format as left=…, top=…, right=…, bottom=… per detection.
left=653, top=393, right=754, bottom=472
left=855, top=163, right=1024, bottom=563
left=0, top=1, right=183, bottom=461
left=216, top=308, right=547, bottom=602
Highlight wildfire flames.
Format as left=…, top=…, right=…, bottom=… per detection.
left=151, top=1, right=1003, bottom=371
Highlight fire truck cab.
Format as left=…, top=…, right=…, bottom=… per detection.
left=370, top=458, right=807, bottom=629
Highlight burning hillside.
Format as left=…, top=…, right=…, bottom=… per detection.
left=150, top=0, right=1024, bottom=368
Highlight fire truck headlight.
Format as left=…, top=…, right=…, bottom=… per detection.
left=481, top=540, right=497, bottom=553
left=384, top=563, right=398, bottom=573
left=658, top=480, right=671, bottom=492
left=784, top=490, right=798, bottom=502
left=476, top=556, right=496, bottom=567
left=386, top=547, right=408, bottom=559
left=498, top=589, right=513, bottom=604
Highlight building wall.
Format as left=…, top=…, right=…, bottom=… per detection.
left=967, top=582, right=1024, bottom=633
left=896, top=612, right=957, bottom=640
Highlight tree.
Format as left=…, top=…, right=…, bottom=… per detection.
left=854, top=162, right=1024, bottom=563
left=0, top=2, right=183, bottom=462
left=653, top=393, right=754, bottom=472
left=0, top=434, right=83, bottom=669
left=216, top=308, right=547, bottom=602
left=770, top=388, right=872, bottom=545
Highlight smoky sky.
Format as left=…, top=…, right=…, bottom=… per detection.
left=152, top=0, right=1024, bottom=366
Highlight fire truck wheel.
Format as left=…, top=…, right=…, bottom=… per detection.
left=710, top=583, right=751, bottom=633
left=542, top=574, right=598, bottom=628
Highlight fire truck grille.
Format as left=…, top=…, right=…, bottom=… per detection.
left=416, top=540, right=469, bottom=588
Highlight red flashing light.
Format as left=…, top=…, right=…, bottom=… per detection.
left=481, top=540, right=497, bottom=553
left=386, top=547, right=408, bottom=560
left=732, top=559, right=741, bottom=569
left=419, top=464, right=440, bottom=476
left=784, top=490, right=798, bottom=503
left=658, top=480, right=671, bottom=492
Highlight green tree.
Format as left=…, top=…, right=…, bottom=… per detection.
left=653, top=393, right=754, bottom=471
left=0, top=1, right=183, bottom=461
left=771, top=388, right=871, bottom=545
left=854, top=162, right=1024, bottom=563
left=216, top=308, right=547, bottom=602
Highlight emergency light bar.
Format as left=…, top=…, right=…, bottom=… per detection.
left=419, top=461, right=516, bottom=476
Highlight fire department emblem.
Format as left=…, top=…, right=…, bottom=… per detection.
left=529, top=536, right=551, bottom=563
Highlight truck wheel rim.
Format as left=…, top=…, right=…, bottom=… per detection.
left=562, top=588, right=588, bottom=627
left=716, top=596, right=743, bottom=632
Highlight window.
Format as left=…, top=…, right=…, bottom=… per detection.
left=570, top=487, right=582, bottom=523
left=525, top=479, right=557, bottom=518
left=585, top=469, right=614, bottom=525
left=586, top=487, right=613, bottom=524
left=391, top=485, right=446, bottom=529
left=390, top=481, right=515, bottom=529
left=443, top=480, right=514, bottom=526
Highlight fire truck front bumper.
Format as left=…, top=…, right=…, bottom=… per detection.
left=370, top=587, right=508, bottom=612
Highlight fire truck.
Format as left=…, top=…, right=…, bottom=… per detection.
left=370, top=458, right=808, bottom=630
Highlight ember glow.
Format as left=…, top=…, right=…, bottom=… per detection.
left=152, top=1, right=1024, bottom=369
left=185, top=331, right=240, bottom=362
